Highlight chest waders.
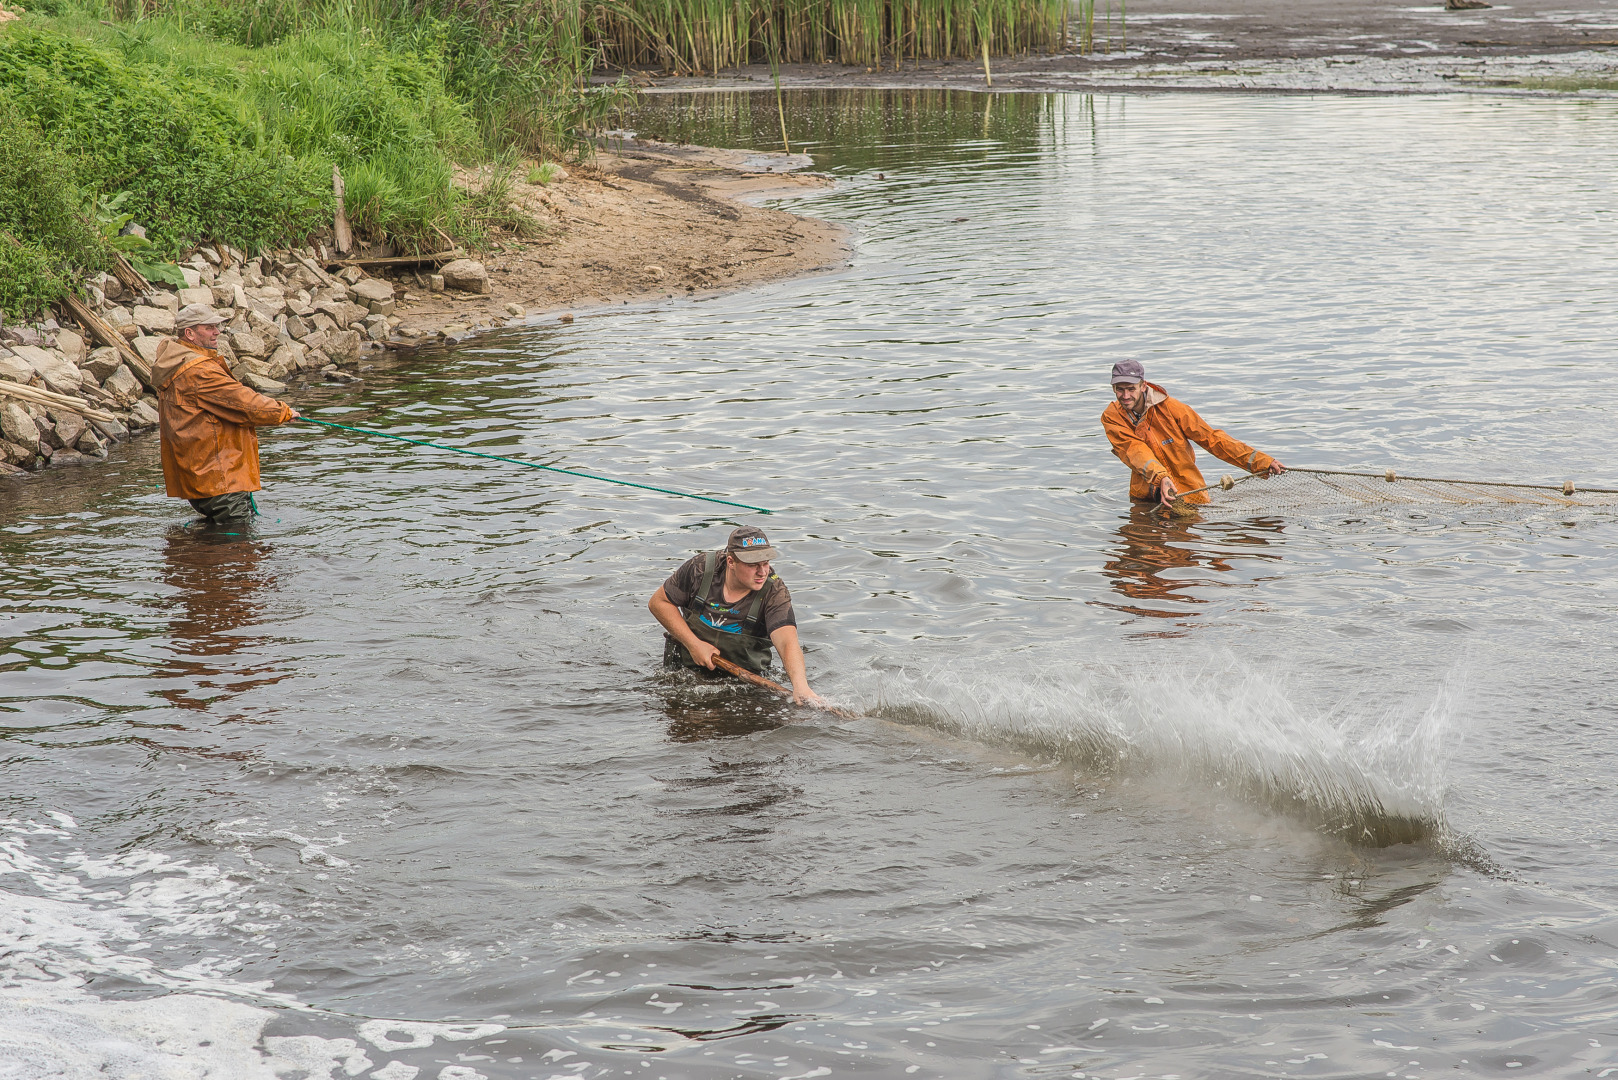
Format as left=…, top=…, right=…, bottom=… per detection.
left=664, top=551, right=777, bottom=675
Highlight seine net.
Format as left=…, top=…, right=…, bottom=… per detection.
left=1172, top=468, right=1618, bottom=517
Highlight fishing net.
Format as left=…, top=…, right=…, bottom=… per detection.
left=1169, top=468, right=1618, bottom=517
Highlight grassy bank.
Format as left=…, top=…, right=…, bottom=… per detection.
left=0, top=0, right=623, bottom=317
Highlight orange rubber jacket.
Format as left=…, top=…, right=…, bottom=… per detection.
left=1100, top=382, right=1276, bottom=505
left=153, top=338, right=294, bottom=500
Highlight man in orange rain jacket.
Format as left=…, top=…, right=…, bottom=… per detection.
left=153, top=304, right=300, bottom=523
left=1100, top=359, right=1284, bottom=507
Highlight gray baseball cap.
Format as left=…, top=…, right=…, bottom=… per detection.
left=1110, top=359, right=1145, bottom=385
left=174, top=303, right=227, bottom=330
left=726, top=525, right=781, bottom=564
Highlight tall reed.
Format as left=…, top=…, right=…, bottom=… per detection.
left=1070, top=0, right=1124, bottom=54
left=591, top=0, right=1069, bottom=73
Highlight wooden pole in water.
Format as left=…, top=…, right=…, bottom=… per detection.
left=710, top=655, right=859, bottom=720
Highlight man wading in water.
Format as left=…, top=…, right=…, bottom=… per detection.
left=154, top=304, right=300, bottom=524
left=1101, top=359, right=1285, bottom=508
left=649, top=526, right=826, bottom=705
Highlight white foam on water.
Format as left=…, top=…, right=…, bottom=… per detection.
left=868, top=652, right=1457, bottom=842
left=0, top=981, right=389, bottom=1080
left=213, top=818, right=354, bottom=869
left=357, top=1020, right=507, bottom=1051
left=0, top=817, right=522, bottom=1079
left=0, top=815, right=365, bottom=1079
left=1, top=982, right=274, bottom=1080
left=0, top=816, right=290, bottom=1002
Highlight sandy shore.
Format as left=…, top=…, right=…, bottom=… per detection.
left=611, top=0, right=1618, bottom=94
left=386, top=144, right=848, bottom=343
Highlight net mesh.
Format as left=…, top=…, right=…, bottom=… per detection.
left=1172, top=469, right=1618, bottom=517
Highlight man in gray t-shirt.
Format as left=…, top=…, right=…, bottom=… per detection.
left=648, top=526, right=824, bottom=704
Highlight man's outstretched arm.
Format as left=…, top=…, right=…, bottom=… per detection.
left=769, top=625, right=824, bottom=706
left=1171, top=400, right=1284, bottom=476
left=188, top=366, right=299, bottom=427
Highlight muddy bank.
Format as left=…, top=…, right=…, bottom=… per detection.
left=616, top=0, right=1618, bottom=94
left=387, top=144, right=846, bottom=343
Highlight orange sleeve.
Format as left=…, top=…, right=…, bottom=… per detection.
left=187, top=367, right=295, bottom=428
left=1101, top=404, right=1169, bottom=487
left=1165, top=399, right=1274, bottom=475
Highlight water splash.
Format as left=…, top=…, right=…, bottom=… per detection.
left=868, top=653, right=1457, bottom=846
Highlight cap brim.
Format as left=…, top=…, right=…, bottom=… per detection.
left=177, top=317, right=226, bottom=329
left=731, top=546, right=781, bottom=564
left=1111, top=377, right=1143, bottom=385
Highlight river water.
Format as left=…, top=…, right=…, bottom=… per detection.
left=3, top=90, right=1617, bottom=1079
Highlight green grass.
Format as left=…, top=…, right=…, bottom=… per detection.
left=0, top=0, right=1081, bottom=320
left=0, top=96, right=110, bottom=316
left=1, top=21, right=334, bottom=255
left=527, top=161, right=566, bottom=185
left=117, top=0, right=627, bottom=155
left=0, top=0, right=626, bottom=318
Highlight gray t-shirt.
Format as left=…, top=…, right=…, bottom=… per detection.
left=662, top=553, right=797, bottom=637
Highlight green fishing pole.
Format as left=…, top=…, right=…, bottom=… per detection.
left=295, top=417, right=773, bottom=515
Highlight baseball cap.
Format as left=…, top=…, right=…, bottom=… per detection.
left=175, top=303, right=227, bottom=330
left=726, top=525, right=781, bottom=564
left=1110, top=359, right=1145, bottom=385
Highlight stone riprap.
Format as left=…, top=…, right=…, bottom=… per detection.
left=0, top=242, right=427, bottom=477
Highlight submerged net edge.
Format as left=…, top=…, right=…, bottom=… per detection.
left=1186, top=472, right=1618, bottom=514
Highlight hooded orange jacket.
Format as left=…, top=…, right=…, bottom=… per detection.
left=153, top=338, right=294, bottom=500
left=1100, top=382, right=1275, bottom=505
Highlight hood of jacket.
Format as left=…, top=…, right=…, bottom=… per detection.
left=153, top=337, right=213, bottom=391
left=1128, top=380, right=1169, bottom=419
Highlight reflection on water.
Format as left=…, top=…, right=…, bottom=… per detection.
left=657, top=675, right=797, bottom=742
left=1095, top=506, right=1284, bottom=627
left=628, top=87, right=1061, bottom=171
left=156, top=528, right=285, bottom=714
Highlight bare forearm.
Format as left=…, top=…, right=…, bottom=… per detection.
left=770, top=626, right=813, bottom=697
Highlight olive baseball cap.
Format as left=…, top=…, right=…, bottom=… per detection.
left=1110, top=359, right=1145, bottom=385
left=726, top=526, right=781, bottom=564
left=175, top=303, right=227, bottom=330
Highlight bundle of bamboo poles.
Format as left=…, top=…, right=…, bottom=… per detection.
left=590, top=0, right=1069, bottom=74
